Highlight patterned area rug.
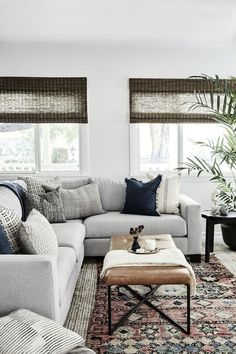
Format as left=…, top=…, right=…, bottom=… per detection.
left=86, top=256, right=236, bottom=354
left=65, top=261, right=97, bottom=339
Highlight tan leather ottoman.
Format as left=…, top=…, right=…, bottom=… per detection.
left=103, top=234, right=192, bottom=335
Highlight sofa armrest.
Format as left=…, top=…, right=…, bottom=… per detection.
left=0, top=254, right=59, bottom=321
left=179, top=194, right=202, bottom=255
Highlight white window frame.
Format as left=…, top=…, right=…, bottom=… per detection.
left=0, top=124, right=89, bottom=178
left=130, top=124, right=182, bottom=176
left=129, top=124, right=231, bottom=179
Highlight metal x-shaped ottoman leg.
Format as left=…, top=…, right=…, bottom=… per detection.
left=108, top=284, right=190, bottom=335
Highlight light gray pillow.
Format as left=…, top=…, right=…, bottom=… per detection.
left=19, top=209, right=58, bottom=256
left=0, top=309, right=85, bottom=354
left=18, top=176, right=61, bottom=194
left=61, top=181, right=105, bottom=219
left=62, top=178, right=91, bottom=190
left=23, top=187, right=65, bottom=223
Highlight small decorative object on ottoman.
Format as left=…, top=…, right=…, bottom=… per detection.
left=0, top=309, right=95, bottom=354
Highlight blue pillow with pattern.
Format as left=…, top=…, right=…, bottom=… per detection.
left=0, top=205, right=21, bottom=254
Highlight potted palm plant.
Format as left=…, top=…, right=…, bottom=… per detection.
left=178, top=74, right=236, bottom=249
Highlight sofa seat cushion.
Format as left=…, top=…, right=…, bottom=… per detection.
left=84, top=212, right=187, bottom=238
left=58, top=247, right=77, bottom=306
left=52, top=221, right=85, bottom=261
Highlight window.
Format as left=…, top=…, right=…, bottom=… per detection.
left=0, top=123, right=87, bottom=173
left=139, top=123, right=178, bottom=171
left=182, top=124, right=224, bottom=162
left=0, top=125, right=35, bottom=172
left=0, top=76, right=88, bottom=174
left=131, top=123, right=227, bottom=174
left=182, top=123, right=230, bottom=172
left=40, top=124, right=80, bottom=172
left=129, top=78, right=230, bottom=175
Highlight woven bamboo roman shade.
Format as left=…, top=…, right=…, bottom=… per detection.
left=129, top=78, right=233, bottom=123
left=0, top=77, right=87, bottom=123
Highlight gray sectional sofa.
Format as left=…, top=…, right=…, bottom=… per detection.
left=0, top=176, right=201, bottom=326
left=0, top=181, right=85, bottom=325
left=85, top=178, right=201, bottom=260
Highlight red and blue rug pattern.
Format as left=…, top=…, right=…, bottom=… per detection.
left=86, top=257, right=236, bottom=353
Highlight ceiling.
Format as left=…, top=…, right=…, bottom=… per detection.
left=0, top=0, right=235, bottom=46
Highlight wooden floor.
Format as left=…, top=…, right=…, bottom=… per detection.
left=206, top=238, right=236, bottom=275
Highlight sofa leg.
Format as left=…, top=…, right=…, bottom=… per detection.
left=187, top=254, right=201, bottom=263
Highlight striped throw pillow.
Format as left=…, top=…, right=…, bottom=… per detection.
left=147, top=173, right=180, bottom=214
left=0, top=309, right=85, bottom=354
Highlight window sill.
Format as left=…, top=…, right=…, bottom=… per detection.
left=0, top=171, right=89, bottom=180
left=133, top=171, right=234, bottom=183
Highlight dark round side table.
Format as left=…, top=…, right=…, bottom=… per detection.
left=202, top=211, right=236, bottom=262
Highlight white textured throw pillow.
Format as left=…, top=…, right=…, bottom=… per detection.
left=19, top=209, right=58, bottom=256
left=0, top=309, right=84, bottom=354
left=147, top=173, right=180, bottom=214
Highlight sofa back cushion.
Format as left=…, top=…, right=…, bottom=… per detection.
left=94, top=178, right=126, bottom=211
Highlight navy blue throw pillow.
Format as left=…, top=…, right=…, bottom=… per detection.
left=122, top=175, right=162, bottom=216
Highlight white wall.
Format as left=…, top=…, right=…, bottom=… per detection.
left=0, top=42, right=235, bottom=216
